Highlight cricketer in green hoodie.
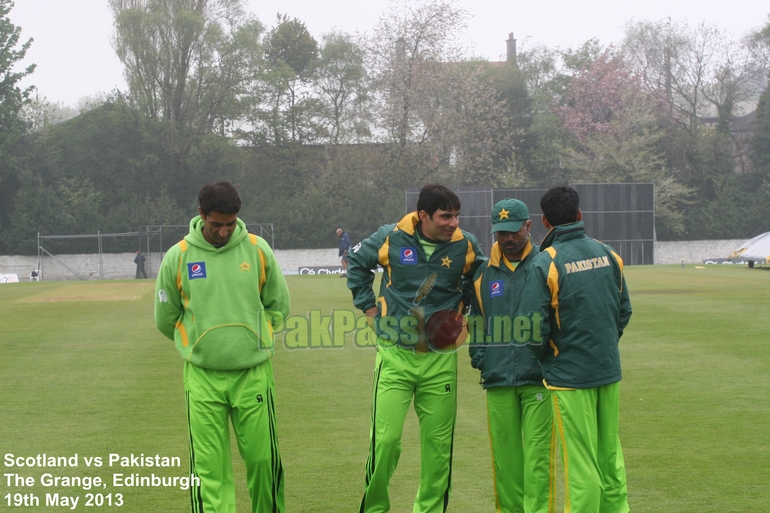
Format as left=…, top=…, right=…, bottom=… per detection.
left=154, top=182, right=290, bottom=513
left=155, top=215, right=290, bottom=370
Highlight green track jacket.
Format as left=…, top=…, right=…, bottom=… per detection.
left=519, top=221, right=632, bottom=389
left=154, top=216, right=291, bottom=370
left=347, top=212, right=485, bottom=348
left=469, top=239, right=544, bottom=388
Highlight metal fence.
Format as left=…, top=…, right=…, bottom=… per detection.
left=36, top=223, right=275, bottom=281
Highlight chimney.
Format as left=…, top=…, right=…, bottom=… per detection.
left=506, top=32, right=517, bottom=65
left=396, top=37, right=406, bottom=62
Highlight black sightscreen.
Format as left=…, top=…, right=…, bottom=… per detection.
left=406, top=183, right=654, bottom=265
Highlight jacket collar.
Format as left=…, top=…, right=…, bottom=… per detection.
left=539, top=221, right=586, bottom=250
left=488, top=238, right=533, bottom=269
left=396, top=211, right=465, bottom=243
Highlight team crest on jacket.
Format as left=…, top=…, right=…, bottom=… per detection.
left=489, top=280, right=504, bottom=297
left=188, top=262, right=207, bottom=280
left=400, top=247, right=418, bottom=264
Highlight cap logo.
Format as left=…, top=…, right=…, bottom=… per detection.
left=498, top=208, right=509, bottom=220
left=400, top=247, right=418, bottom=264
left=490, top=280, right=504, bottom=297
left=188, top=262, right=207, bottom=280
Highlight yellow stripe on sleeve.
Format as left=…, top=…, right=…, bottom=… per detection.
left=473, top=275, right=484, bottom=317
left=610, top=249, right=625, bottom=292
left=463, top=239, right=476, bottom=274
left=547, top=261, right=560, bottom=330
left=379, top=236, right=392, bottom=288
left=176, top=320, right=189, bottom=347
left=258, top=248, right=267, bottom=294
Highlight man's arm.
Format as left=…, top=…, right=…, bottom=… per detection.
left=609, top=247, right=632, bottom=338
left=460, top=232, right=487, bottom=310
left=519, top=257, right=554, bottom=360
left=618, top=275, right=632, bottom=338
left=258, top=240, right=291, bottom=330
left=347, top=228, right=387, bottom=313
left=468, top=269, right=487, bottom=369
left=154, top=249, right=183, bottom=341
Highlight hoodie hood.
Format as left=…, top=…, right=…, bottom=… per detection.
left=185, top=215, right=248, bottom=253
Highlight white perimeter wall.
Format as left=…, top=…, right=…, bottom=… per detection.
left=653, top=239, right=745, bottom=265
left=0, top=240, right=749, bottom=281
left=0, top=249, right=340, bottom=281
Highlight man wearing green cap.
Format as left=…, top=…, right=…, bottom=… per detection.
left=469, top=198, right=555, bottom=513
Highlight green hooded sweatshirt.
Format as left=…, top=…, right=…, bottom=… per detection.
left=154, top=216, right=290, bottom=370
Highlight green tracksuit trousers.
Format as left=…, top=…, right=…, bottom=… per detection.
left=359, top=345, right=458, bottom=513
left=486, top=385, right=556, bottom=513
left=184, top=361, right=283, bottom=513
left=550, top=382, right=629, bottom=513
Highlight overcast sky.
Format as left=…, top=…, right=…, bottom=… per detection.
left=10, top=0, right=770, bottom=107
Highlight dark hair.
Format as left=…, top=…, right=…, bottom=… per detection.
left=540, top=185, right=580, bottom=226
left=416, top=183, right=461, bottom=217
left=198, top=182, right=241, bottom=215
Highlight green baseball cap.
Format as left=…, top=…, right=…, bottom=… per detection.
left=490, top=198, right=530, bottom=233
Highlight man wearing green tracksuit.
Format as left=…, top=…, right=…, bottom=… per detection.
left=519, top=186, right=632, bottom=513
left=469, top=198, right=555, bottom=513
left=155, top=182, right=290, bottom=513
left=347, top=183, right=485, bottom=513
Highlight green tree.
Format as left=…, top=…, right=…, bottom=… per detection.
left=110, top=0, right=263, bottom=149
left=623, top=19, right=760, bottom=136
left=22, top=91, right=80, bottom=132
left=0, top=0, right=34, bottom=153
left=486, top=57, right=534, bottom=181
left=515, top=42, right=573, bottom=185
left=260, top=14, right=319, bottom=144
left=363, top=0, right=472, bottom=188
left=558, top=48, right=692, bottom=236
left=416, top=61, right=512, bottom=186
left=749, top=17, right=770, bottom=178
left=4, top=171, right=66, bottom=254
left=751, top=82, right=770, bottom=176
left=0, top=0, right=35, bottom=253
left=744, top=14, right=770, bottom=78
left=367, top=0, right=470, bottom=150
left=315, top=31, right=369, bottom=146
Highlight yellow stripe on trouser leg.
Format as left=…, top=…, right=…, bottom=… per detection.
left=359, top=344, right=457, bottom=513
left=596, top=382, right=629, bottom=513
left=185, top=361, right=284, bottom=513
left=551, top=383, right=629, bottom=513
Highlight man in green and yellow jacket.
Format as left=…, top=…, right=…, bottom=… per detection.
left=347, top=183, right=485, bottom=513
left=469, top=198, right=555, bottom=513
left=520, top=186, right=632, bottom=513
left=155, top=182, right=290, bottom=513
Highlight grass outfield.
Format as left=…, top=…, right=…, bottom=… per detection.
left=0, top=265, right=768, bottom=512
